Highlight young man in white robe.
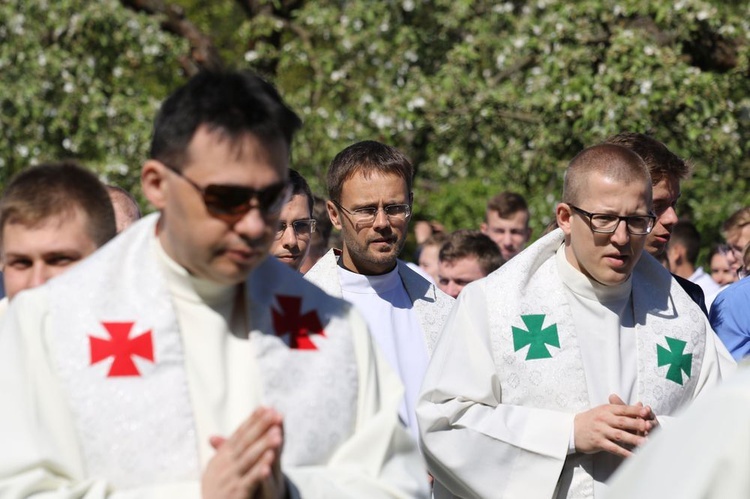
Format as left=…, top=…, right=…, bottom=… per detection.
left=417, top=143, right=734, bottom=499
left=0, top=71, right=428, bottom=498
left=0, top=161, right=117, bottom=316
left=305, top=140, right=454, bottom=442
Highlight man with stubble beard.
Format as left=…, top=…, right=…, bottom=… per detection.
left=306, top=140, right=453, bottom=443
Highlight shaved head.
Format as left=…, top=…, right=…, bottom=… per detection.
left=563, top=144, right=653, bottom=208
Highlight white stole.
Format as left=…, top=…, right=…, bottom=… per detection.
left=484, top=229, right=707, bottom=498
left=45, top=213, right=360, bottom=487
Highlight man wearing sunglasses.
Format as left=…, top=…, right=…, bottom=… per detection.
left=0, top=72, right=428, bottom=498
left=418, top=144, right=732, bottom=499
left=270, top=169, right=316, bottom=272
left=306, top=140, right=454, bottom=443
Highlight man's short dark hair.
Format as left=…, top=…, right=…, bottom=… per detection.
left=486, top=192, right=529, bottom=222
left=150, top=70, right=302, bottom=170
left=288, top=169, right=314, bottom=215
left=0, top=161, right=117, bottom=248
left=670, top=221, right=701, bottom=265
left=439, top=230, right=505, bottom=276
left=604, top=132, right=691, bottom=185
left=311, top=195, right=332, bottom=246
left=326, top=140, right=413, bottom=202
left=307, top=195, right=334, bottom=260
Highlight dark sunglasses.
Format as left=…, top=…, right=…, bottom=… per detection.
left=165, top=164, right=290, bottom=223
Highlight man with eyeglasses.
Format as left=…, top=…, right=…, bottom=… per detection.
left=270, top=169, right=316, bottom=271
left=306, top=140, right=453, bottom=443
left=605, top=132, right=709, bottom=315
left=0, top=72, right=428, bottom=498
left=709, top=206, right=750, bottom=359
left=418, top=144, right=731, bottom=499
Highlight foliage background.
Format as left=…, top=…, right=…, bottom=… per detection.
left=1, top=0, right=748, bottom=263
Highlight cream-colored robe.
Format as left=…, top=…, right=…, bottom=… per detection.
left=605, top=363, right=750, bottom=499
left=305, top=249, right=454, bottom=355
left=417, top=229, right=733, bottom=499
left=0, top=214, right=428, bottom=498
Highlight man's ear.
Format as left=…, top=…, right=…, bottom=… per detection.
left=141, top=160, right=169, bottom=210
left=327, top=200, right=342, bottom=230
left=668, top=243, right=685, bottom=265
left=556, top=203, right=573, bottom=235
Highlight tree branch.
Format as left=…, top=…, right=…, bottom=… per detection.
left=120, top=0, right=223, bottom=74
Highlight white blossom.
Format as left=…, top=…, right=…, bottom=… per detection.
left=438, top=154, right=454, bottom=167
left=407, top=96, right=426, bottom=110
left=369, top=110, right=393, bottom=129
left=639, top=80, right=652, bottom=94
left=402, top=0, right=415, bottom=12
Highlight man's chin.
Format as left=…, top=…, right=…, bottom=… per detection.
left=209, top=255, right=267, bottom=285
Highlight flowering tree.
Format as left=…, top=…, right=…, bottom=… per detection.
left=2, top=0, right=748, bottom=257
left=0, top=0, right=187, bottom=196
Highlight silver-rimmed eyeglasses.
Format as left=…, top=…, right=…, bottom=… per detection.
left=275, top=219, right=316, bottom=240
left=332, top=200, right=411, bottom=226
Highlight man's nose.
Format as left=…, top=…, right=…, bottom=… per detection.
left=280, top=225, right=298, bottom=248
left=659, top=205, right=678, bottom=228
left=610, top=219, right=631, bottom=246
left=29, top=263, right=47, bottom=289
left=371, top=208, right=390, bottom=230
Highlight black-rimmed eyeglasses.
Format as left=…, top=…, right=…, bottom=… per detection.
left=569, top=204, right=655, bottom=235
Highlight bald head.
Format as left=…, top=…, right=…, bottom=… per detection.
left=563, top=144, right=653, bottom=208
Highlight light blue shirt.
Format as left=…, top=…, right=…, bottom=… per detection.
left=710, top=277, right=750, bottom=360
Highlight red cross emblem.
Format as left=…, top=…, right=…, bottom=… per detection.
left=272, top=295, right=325, bottom=350
left=89, top=322, right=155, bottom=377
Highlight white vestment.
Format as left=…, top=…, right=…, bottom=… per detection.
left=606, top=363, right=750, bottom=499
left=305, top=249, right=454, bottom=440
left=338, top=265, right=429, bottom=442
left=417, top=229, right=733, bottom=499
left=0, top=213, right=429, bottom=498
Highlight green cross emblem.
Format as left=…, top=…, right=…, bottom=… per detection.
left=512, top=314, right=560, bottom=360
left=657, top=336, right=692, bottom=385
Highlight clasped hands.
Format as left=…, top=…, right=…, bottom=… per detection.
left=574, top=394, right=659, bottom=458
left=202, top=406, right=288, bottom=499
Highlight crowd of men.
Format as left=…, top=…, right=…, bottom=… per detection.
left=0, top=68, right=748, bottom=498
